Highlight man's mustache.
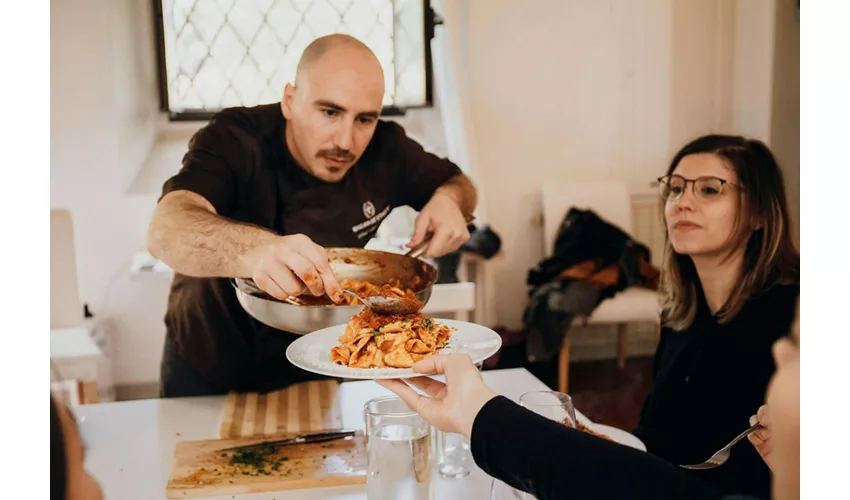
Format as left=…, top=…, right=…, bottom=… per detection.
left=317, top=147, right=355, bottom=162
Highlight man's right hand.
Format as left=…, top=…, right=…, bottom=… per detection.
left=243, top=234, right=343, bottom=302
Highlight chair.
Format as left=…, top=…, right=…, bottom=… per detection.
left=51, top=209, right=110, bottom=403
left=540, top=180, right=660, bottom=393
left=51, top=209, right=82, bottom=328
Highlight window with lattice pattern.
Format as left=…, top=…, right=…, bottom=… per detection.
left=154, top=0, right=436, bottom=119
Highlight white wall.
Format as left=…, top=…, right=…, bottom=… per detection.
left=51, top=0, right=168, bottom=386
left=669, top=0, right=735, bottom=148
left=453, top=0, right=799, bottom=329
left=732, top=0, right=778, bottom=142
left=463, top=0, right=674, bottom=329
left=770, top=0, right=801, bottom=244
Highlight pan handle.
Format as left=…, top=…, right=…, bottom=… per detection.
left=404, top=215, right=476, bottom=259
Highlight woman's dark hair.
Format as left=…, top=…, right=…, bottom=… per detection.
left=51, top=396, right=68, bottom=500
left=660, top=134, right=800, bottom=329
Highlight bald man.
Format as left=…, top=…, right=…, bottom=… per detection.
left=147, top=34, right=477, bottom=397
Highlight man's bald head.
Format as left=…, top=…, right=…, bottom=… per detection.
left=294, top=34, right=384, bottom=87
left=281, top=34, right=386, bottom=183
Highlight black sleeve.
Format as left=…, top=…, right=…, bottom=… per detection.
left=383, top=121, right=464, bottom=211
left=159, top=120, right=249, bottom=216
left=470, top=396, right=725, bottom=500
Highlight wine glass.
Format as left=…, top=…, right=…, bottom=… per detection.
left=489, top=391, right=577, bottom=499
left=519, top=391, right=577, bottom=428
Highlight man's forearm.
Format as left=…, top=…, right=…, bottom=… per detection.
left=147, top=193, right=278, bottom=278
left=434, top=174, right=477, bottom=216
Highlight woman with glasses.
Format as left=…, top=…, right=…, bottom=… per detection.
left=377, top=135, right=800, bottom=500
left=633, top=134, right=799, bottom=498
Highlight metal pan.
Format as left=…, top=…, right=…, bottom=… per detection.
left=232, top=248, right=438, bottom=334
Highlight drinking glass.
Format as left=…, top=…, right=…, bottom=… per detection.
left=490, top=391, right=577, bottom=499
left=364, top=395, right=433, bottom=500
left=519, top=391, right=577, bottom=428
left=435, top=428, right=472, bottom=479
left=433, top=360, right=483, bottom=479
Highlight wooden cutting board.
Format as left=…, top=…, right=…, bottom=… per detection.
left=219, top=380, right=343, bottom=438
left=166, top=431, right=367, bottom=498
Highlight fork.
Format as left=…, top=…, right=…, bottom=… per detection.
left=679, top=422, right=764, bottom=470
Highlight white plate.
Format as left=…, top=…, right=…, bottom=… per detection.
left=590, top=423, right=646, bottom=451
left=286, top=319, right=502, bottom=380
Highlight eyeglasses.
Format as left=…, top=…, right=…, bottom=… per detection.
left=656, top=174, right=740, bottom=203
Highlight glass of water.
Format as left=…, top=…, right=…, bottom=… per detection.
left=435, top=360, right=482, bottom=480
left=364, top=395, right=433, bottom=500
left=435, top=428, right=472, bottom=479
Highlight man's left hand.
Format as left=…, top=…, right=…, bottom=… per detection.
left=407, top=192, right=470, bottom=258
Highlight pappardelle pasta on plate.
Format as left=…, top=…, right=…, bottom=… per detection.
left=330, top=308, right=454, bottom=369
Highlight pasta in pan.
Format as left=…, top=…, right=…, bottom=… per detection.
left=288, top=278, right=419, bottom=306
left=330, top=308, right=454, bottom=369
left=340, top=278, right=419, bottom=302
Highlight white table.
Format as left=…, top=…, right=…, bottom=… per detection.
left=78, top=368, right=567, bottom=500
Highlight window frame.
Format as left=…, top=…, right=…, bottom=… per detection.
left=151, top=0, right=440, bottom=121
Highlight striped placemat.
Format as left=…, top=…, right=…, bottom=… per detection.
left=219, top=380, right=343, bottom=438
